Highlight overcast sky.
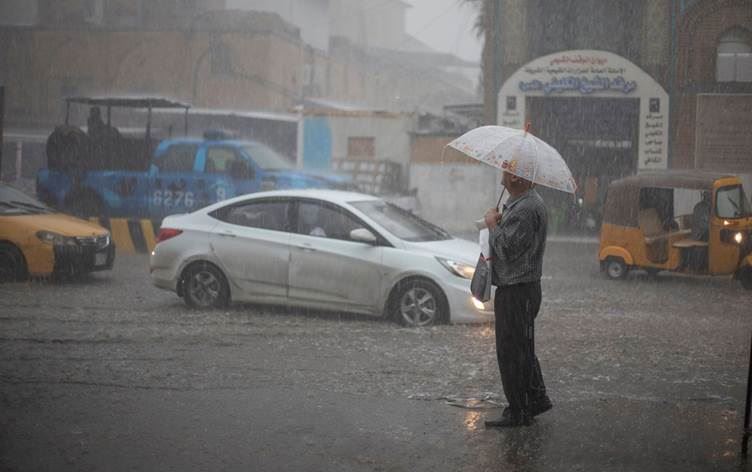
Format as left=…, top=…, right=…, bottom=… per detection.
left=404, top=0, right=482, bottom=63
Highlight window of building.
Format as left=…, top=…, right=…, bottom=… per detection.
left=83, top=0, right=104, bottom=24
left=716, top=27, right=752, bottom=82
left=211, top=43, right=233, bottom=75
left=107, top=0, right=142, bottom=28
left=347, top=137, right=375, bottom=160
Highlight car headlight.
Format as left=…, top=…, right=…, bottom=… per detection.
left=436, top=257, right=475, bottom=279
left=36, top=230, right=78, bottom=246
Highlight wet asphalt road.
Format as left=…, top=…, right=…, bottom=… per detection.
left=1, top=240, right=751, bottom=471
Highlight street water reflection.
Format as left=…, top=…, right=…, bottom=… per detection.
left=1, top=244, right=751, bottom=471
left=464, top=410, right=482, bottom=432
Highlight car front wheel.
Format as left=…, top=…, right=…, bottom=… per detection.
left=182, top=262, right=230, bottom=308
left=391, top=279, right=447, bottom=327
left=0, top=243, right=27, bottom=283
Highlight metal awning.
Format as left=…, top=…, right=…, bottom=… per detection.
left=65, top=96, right=190, bottom=109
left=64, top=96, right=192, bottom=146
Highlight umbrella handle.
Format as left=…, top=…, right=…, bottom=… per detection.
left=496, top=188, right=506, bottom=211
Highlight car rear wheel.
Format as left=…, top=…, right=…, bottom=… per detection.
left=0, top=243, right=27, bottom=283
left=604, top=257, right=628, bottom=280
left=182, top=262, right=230, bottom=309
left=390, top=279, right=447, bottom=327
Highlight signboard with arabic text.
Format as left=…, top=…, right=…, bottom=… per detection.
left=498, top=50, right=669, bottom=171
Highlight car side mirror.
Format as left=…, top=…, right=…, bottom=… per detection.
left=350, top=228, right=377, bottom=244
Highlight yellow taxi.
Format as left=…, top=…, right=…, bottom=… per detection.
left=0, top=183, right=114, bottom=281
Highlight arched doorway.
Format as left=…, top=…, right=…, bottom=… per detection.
left=498, top=50, right=669, bottom=233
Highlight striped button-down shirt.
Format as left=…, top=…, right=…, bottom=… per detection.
left=489, top=188, right=548, bottom=286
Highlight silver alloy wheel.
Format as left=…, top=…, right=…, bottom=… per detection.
left=188, top=270, right=221, bottom=307
left=399, top=286, right=437, bottom=327
left=607, top=260, right=625, bottom=279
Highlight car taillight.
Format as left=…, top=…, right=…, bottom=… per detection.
left=156, top=228, right=183, bottom=244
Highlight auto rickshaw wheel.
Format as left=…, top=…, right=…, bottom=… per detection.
left=739, top=268, right=752, bottom=291
left=604, top=257, right=628, bottom=280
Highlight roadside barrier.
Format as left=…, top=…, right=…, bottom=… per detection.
left=89, top=218, right=159, bottom=254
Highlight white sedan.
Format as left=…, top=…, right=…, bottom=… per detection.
left=149, top=189, right=493, bottom=326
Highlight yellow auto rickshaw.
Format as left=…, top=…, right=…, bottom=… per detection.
left=598, top=170, right=752, bottom=289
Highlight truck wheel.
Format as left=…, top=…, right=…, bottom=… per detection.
left=604, top=257, right=628, bottom=280
left=0, top=243, right=27, bottom=283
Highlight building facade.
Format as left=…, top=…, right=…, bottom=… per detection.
left=0, top=0, right=477, bottom=129
left=482, top=0, right=751, bottom=212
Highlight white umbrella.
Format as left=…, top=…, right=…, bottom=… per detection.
left=446, top=125, right=577, bottom=195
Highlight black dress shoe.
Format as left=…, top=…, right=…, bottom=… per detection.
left=484, top=413, right=532, bottom=428
left=499, top=398, right=552, bottom=419
left=531, top=397, right=552, bottom=417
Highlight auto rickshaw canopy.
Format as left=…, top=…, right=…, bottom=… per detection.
left=603, top=170, right=738, bottom=227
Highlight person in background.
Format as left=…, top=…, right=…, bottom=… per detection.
left=692, top=191, right=711, bottom=242
left=87, top=106, right=106, bottom=139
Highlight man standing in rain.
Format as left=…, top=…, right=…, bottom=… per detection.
left=483, top=170, right=552, bottom=428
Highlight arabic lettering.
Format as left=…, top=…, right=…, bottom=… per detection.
left=523, top=65, right=627, bottom=76
left=549, top=54, right=608, bottom=66
left=645, top=140, right=664, bottom=147
left=518, top=75, right=637, bottom=95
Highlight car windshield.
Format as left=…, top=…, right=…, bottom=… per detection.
left=0, top=185, right=51, bottom=215
left=716, top=185, right=751, bottom=219
left=242, top=143, right=294, bottom=171
left=351, top=200, right=451, bottom=242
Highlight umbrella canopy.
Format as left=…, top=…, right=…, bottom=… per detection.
left=446, top=125, right=577, bottom=194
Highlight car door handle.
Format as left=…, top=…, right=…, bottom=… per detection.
left=217, top=230, right=236, bottom=238
left=299, top=243, right=316, bottom=252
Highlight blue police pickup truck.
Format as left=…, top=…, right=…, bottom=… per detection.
left=38, top=136, right=354, bottom=220
left=37, top=97, right=354, bottom=220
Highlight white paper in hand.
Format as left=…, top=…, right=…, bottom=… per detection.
left=479, top=228, right=491, bottom=260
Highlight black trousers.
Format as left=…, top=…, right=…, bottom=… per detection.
left=494, top=281, right=547, bottom=415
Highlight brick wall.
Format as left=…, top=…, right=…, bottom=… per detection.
left=674, top=0, right=752, bottom=171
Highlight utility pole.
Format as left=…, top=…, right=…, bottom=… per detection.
left=483, top=0, right=501, bottom=125
left=0, top=85, right=4, bottom=181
